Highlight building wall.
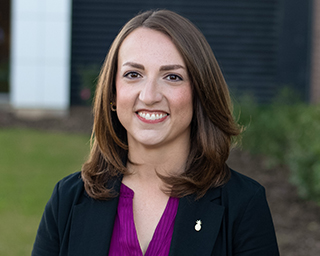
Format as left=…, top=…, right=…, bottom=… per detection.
left=276, top=0, right=312, bottom=102
left=10, top=0, right=72, bottom=117
left=310, top=0, right=320, bottom=104
left=8, top=0, right=314, bottom=113
left=69, top=0, right=312, bottom=105
left=70, top=0, right=282, bottom=105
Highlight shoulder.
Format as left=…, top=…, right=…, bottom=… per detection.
left=225, top=168, right=264, bottom=194
left=50, top=172, right=86, bottom=210
left=54, top=171, right=84, bottom=197
left=219, top=169, right=268, bottom=214
left=218, top=169, right=272, bottom=224
left=44, top=172, right=85, bottom=221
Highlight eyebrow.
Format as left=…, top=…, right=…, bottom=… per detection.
left=122, top=62, right=185, bottom=71
left=160, top=64, right=185, bottom=71
left=123, top=62, right=144, bottom=70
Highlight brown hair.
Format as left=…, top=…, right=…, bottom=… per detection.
left=81, top=9, right=241, bottom=200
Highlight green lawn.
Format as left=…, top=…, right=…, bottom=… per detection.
left=0, top=128, right=90, bottom=255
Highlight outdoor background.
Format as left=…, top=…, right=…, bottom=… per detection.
left=1, top=0, right=320, bottom=255
left=1, top=102, right=320, bottom=255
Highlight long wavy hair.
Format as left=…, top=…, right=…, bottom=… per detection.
left=81, top=9, right=241, bottom=200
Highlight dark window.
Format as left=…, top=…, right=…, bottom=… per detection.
left=0, top=0, right=10, bottom=93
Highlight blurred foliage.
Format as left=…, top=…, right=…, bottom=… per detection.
left=235, top=88, right=320, bottom=204
left=78, top=64, right=100, bottom=105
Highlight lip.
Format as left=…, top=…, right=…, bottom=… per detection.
left=136, top=110, right=169, bottom=124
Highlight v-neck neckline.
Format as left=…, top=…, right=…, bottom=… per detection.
left=116, top=183, right=179, bottom=256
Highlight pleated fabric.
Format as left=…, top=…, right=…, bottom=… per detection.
left=108, top=183, right=179, bottom=256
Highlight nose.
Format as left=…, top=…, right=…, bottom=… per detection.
left=138, top=78, right=162, bottom=105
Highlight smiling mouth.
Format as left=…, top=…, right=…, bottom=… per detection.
left=137, top=111, right=168, bottom=121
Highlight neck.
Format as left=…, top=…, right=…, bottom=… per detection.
left=126, top=139, right=190, bottom=181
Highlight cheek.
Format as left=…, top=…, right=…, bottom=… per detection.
left=116, top=87, right=131, bottom=122
left=116, top=87, right=127, bottom=106
left=115, top=82, right=140, bottom=128
left=115, top=80, right=129, bottom=123
left=173, top=87, right=193, bottom=118
left=115, top=90, right=130, bottom=130
left=115, top=80, right=132, bottom=107
left=180, top=87, right=193, bottom=109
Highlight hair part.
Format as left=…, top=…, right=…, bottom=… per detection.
left=81, top=9, right=242, bottom=200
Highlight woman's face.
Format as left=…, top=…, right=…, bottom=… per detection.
left=115, top=27, right=193, bottom=149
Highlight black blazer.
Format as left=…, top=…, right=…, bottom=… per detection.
left=32, top=170, right=279, bottom=256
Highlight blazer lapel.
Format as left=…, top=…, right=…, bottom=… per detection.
left=68, top=179, right=121, bottom=256
left=169, top=187, right=224, bottom=256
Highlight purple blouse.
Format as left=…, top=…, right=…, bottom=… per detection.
left=108, top=183, right=179, bottom=256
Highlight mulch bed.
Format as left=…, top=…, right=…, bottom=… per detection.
left=1, top=106, right=320, bottom=255
left=227, top=150, right=320, bottom=255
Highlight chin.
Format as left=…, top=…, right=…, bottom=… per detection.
left=140, top=139, right=165, bottom=148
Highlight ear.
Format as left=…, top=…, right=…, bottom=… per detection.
left=110, top=93, right=117, bottom=112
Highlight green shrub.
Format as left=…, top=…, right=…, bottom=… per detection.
left=286, top=105, right=320, bottom=202
left=78, top=64, right=100, bottom=105
left=236, top=90, right=320, bottom=203
left=236, top=95, right=296, bottom=167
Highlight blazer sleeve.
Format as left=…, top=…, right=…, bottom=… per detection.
left=232, top=186, right=279, bottom=256
left=32, top=182, right=61, bottom=256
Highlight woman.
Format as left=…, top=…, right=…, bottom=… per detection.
left=32, top=10, right=279, bottom=256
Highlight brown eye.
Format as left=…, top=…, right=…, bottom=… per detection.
left=124, top=72, right=141, bottom=79
left=165, top=74, right=182, bottom=81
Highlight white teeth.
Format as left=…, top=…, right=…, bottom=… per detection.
left=138, top=112, right=167, bottom=120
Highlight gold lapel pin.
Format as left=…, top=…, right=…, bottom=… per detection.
left=195, top=220, right=202, bottom=231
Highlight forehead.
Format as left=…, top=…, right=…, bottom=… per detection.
left=118, top=27, right=185, bottom=65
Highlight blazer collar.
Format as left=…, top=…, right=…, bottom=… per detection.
left=68, top=178, right=224, bottom=256
left=169, top=187, right=224, bottom=256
